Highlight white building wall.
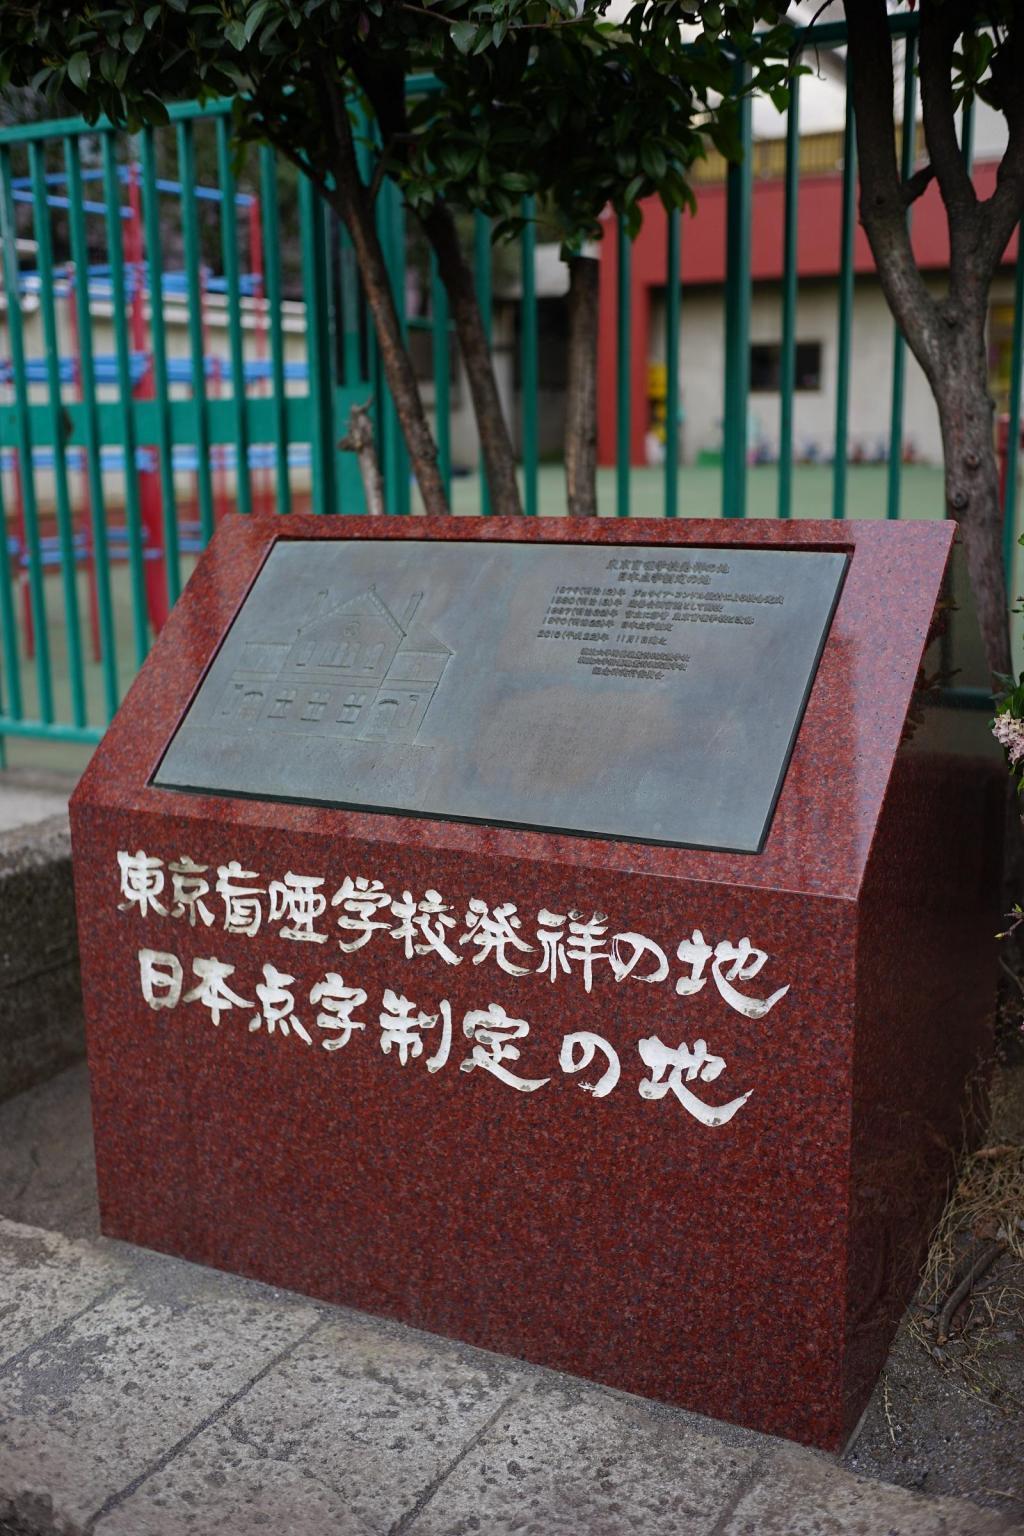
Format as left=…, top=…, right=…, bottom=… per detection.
left=650, top=272, right=1019, bottom=468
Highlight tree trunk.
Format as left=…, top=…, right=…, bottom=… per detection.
left=326, top=182, right=448, bottom=517
left=564, top=255, right=600, bottom=517
left=934, top=312, right=1012, bottom=682
left=310, top=76, right=448, bottom=519
left=340, top=399, right=385, bottom=516
left=421, top=203, right=523, bottom=517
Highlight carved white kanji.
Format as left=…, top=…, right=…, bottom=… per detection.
left=711, top=939, right=789, bottom=1019
left=390, top=889, right=462, bottom=966
left=460, top=900, right=534, bottom=976
left=118, top=851, right=166, bottom=917
left=250, top=962, right=311, bottom=1043
left=310, top=971, right=368, bottom=1051
left=332, top=876, right=392, bottom=952
left=535, top=909, right=571, bottom=983
left=378, top=989, right=448, bottom=1068
left=638, top=1036, right=751, bottom=1126
left=138, top=947, right=181, bottom=1009
left=564, top=912, right=610, bottom=994
left=168, top=857, right=215, bottom=928
left=674, top=929, right=714, bottom=996
left=268, top=871, right=328, bottom=943
left=184, top=956, right=252, bottom=1026
left=216, top=862, right=265, bottom=937
left=460, top=1003, right=549, bottom=1091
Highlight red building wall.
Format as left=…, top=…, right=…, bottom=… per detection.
left=596, top=160, right=1017, bottom=467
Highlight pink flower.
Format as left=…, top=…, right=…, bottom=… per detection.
left=992, top=711, right=1024, bottom=767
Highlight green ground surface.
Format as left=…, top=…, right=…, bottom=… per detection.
left=0, top=460, right=997, bottom=779
left=454, top=459, right=948, bottom=522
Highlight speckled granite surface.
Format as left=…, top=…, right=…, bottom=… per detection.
left=69, top=515, right=1002, bottom=1451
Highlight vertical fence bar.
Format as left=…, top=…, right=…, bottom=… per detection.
left=66, top=135, right=118, bottom=717
left=616, top=217, right=632, bottom=518
left=338, top=231, right=362, bottom=392
left=259, top=147, right=290, bottom=514
left=372, top=175, right=404, bottom=516
left=388, top=185, right=410, bottom=515
left=1003, top=235, right=1024, bottom=579
left=474, top=212, right=493, bottom=516
left=28, top=141, right=86, bottom=726
left=723, top=79, right=753, bottom=519
left=139, top=127, right=180, bottom=604
left=176, top=119, right=214, bottom=541
left=335, top=218, right=365, bottom=512
left=520, top=197, right=538, bottom=518
left=430, top=252, right=452, bottom=504
left=215, top=118, right=251, bottom=515
left=832, top=80, right=856, bottom=521
left=887, top=40, right=917, bottom=520
left=298, top=174, right=332, bottom=515
left=0, top=144, right=53, bottom=721
left=664, top=208, right=681, bottom=518
left=960, top=94, right=975, bottom=171
left=778, top=64, right=800, bottom=520
left=102, top=131, right=149, bottom=667
left=0, top=435, right=23, bottom=724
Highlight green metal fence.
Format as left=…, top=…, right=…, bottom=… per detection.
left=0, top=10, right=1019, bottom=758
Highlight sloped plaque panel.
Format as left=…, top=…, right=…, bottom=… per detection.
left=155, top=540, right=846, bottom=853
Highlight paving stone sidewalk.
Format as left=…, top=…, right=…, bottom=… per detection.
left=1, top=1208, right=1021, bottom=1536
left=0, top=1069, right=1021, bottom=1536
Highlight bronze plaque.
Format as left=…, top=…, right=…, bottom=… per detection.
left=154, top=538, right=846, bottom=853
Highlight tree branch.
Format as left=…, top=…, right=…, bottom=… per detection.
left=918, top=0, right=978, bottom=278
left=843, top=0, right=941, bottom=381
left=978, top=12, right=1024, bottom=276
left=248, top=92, right=335, bottom=204
left=902, top=163, right=935, bottom=207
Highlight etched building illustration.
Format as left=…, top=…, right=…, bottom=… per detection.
left=214, top=588, right=452, bottom=745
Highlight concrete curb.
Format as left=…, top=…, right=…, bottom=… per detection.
left=0, top=811, right=84, bottom=1106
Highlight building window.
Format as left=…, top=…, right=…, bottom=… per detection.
left=749, top=341, right=822, bottom=392
left=338, top=691, right=368, bottom=725
left=301, top=690, right=331, bottom=722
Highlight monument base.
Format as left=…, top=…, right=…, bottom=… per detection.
left=70, top=515, right=1002, bottom=1449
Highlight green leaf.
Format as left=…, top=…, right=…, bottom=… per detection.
left=245, top=0, right=271, bottom=41
left=640, top=143, right=666, bottom=181
left=123, top=24, right=144, bottom=54
left=450, top=20, right=476, bottom=54
left=142, top=90, right=170, bottom=125
left=623, top=172, right=644, bottom=207
left=143, top=5, right=161, bottom=26
left=67, top=50, right=91, bottom=90
left=225, top=18, right=247, bottom=48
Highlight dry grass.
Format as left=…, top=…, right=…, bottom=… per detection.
left=909, top=1063, right=1024, bottom=1413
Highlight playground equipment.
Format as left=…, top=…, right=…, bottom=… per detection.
left=0, top=158, right=290, bottom=662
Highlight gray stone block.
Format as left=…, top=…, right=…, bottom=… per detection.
left=0, top=815, right=83, bottom=1104
left=0, top=1064, right=99, bottom=1240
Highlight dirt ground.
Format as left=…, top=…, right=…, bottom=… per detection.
left=844, top=1022, right=1024, bottom=1520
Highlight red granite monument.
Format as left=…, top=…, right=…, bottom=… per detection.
left=69, top=514, right=1002, bottom=1450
